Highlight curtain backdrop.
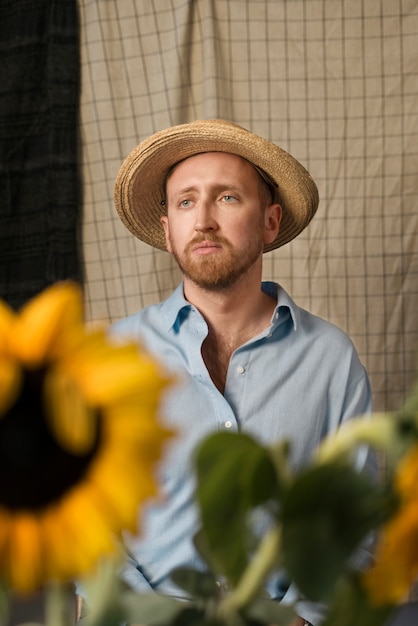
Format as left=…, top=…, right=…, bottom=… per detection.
left=0, top=0, right=82, bottom=310
left=79, top=0, right=418, bottom=415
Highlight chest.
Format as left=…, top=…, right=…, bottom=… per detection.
left=201, top=334, right=242, bottom=394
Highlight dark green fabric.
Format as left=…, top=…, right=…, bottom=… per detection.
left=0, top=0, right=82, bottom=310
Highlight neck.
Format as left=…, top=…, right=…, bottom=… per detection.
left=184, top=270, right=273, bottom=336
left=184, top=272, right=276, bottom=394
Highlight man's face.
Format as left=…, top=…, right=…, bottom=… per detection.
left=161, top=152, right=281, bottom=290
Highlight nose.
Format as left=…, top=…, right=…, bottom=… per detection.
left=193, top=199, right=218, bottom=232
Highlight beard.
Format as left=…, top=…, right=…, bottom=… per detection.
left=170, top=232, right=264, bottom=290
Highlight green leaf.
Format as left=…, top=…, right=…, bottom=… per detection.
left=321, top=573, right=395, bottom=626
left=194, top=432, right=279, bottom=585
left=170, top=567, right=219, bottom=600
left=121, top=591, right=186, bottom=626
left=170, top=606, right=221, bottom=626
left=0, top=584, right=9, bottom=626
left=281, top=461, right=396, bottom=601
left=81, top=559, right=129, bottom=626
left=193, top=528, right=220, bottom=574
left=243, top=596, right=297, bottom=626
left=268, top=440, right=293, bottom=496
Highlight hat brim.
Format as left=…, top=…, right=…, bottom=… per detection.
left=114, top=119, right=319, bottom=252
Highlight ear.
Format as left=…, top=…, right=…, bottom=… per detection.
left=160, top=215, right=173, bottom=253
left=263, top=203, right=282, bottom=246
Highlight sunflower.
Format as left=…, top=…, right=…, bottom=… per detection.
left=363, top=442, right=418, bottom=605
left=0, top=282, right=173, bottom=593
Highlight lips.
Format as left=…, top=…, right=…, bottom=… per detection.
left=189, top=237, right=224, bottom=254
left=192, top=241, right=221, bottom=251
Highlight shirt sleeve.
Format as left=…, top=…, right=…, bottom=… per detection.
left=119, top=554, right=154, bottom=592
left=280, top=365, right=376, bottom=626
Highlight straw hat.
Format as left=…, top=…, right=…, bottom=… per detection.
left=114, top=119, right=319, bottom=252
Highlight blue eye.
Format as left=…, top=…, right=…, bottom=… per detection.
left=180, top=199, right=192, bottom=208
left=223, top=195, right=235, bottom=202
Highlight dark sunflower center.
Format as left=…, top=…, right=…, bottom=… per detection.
left=0, top=368, right=101, bottom=510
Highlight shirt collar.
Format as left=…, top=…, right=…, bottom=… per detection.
left=261, top=281, right=299, bottom=331
left=162, top=284, right=193, bottom=332
left=163, top=281, right=299, bottom=332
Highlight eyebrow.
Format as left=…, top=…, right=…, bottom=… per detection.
left=169, top=183, right=245, bottom=199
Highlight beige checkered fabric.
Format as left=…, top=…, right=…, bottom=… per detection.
left=79, top=0, right=418, bottom=414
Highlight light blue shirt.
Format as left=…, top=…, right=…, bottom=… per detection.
left=111, top=281, right=374, bottom=625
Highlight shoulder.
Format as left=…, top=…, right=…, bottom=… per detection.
left=273, top=282, right=359, bottom=353
left=298, top=307, right=365, bottom=376
left=110, top=302, right=164, bottom=339
left=289, top=302, right=368, bottom=387
left=109, top=285, right=187, bottom=344
left=298, top=307, right=356, bottom=348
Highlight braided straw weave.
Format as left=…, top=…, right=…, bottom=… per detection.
left=114, top=119, right=319, bottom=252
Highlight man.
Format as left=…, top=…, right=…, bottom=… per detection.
left=111, top=119, right=374, bottom=626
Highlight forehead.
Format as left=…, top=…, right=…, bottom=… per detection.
left=166, top=151, right=259, bottom=186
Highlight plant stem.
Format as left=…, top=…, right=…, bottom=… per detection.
left=316, top=413, right=395, bottom=465
left=44, top=582, right=74, bottom=626
left=218, top=524, right=282, bottom=618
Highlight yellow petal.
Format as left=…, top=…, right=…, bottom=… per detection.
left=396, top=444, right=418, bottom=496
left=43, top=365, right=99, bottom=455
left=11, top=282, right=84, bottom=366
left=363, top=447, right=418, bottom=605
left=38, top=511, right=75, bottom=582
left=0, top=300, right=15, bottom=353
left=58, top=490, right=116, bottom=564
left=40, top=501, right=113, bottom=582
left=8, top=513, right=43, bottom=593
left=0, top=508, right=12, bottom=554
left=58, top=332, right=171, bottom=405
left=0, top=357, right=22, bottom=417
left=82, top=353, right=169, bottom=405
left=0, top=283, right=173, bottom=592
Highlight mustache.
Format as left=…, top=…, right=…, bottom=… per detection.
left=184, top=234, right=231, bottom=254
left=186, top=233, right=230, bottom=248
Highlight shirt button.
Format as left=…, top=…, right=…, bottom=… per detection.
left=237, top=366, right=245, bottom=374
left=225, top=420, right=232, bottom=429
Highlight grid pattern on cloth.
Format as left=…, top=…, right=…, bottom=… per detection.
left=0, top=0, right=82, bottom=310
left=79, top=0, right=418, bottom=414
